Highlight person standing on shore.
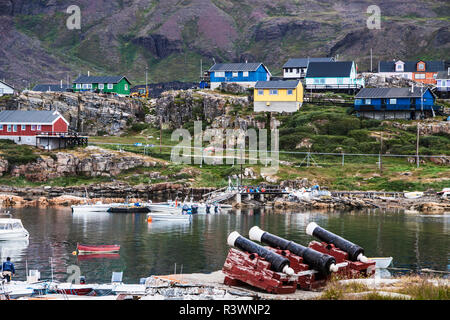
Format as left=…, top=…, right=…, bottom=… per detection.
left=1, top=257, right=15, bottom=282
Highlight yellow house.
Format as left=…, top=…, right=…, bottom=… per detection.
left=254, top=80, right=303, bottom=113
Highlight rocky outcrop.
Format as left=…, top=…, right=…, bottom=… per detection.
left=0, top=159, right=8, bottom=177
left=154, top=89, right=250, bottom=128
left=7, top=91, right=144, bottom=135
left=3, top=146, right=160, bottom=182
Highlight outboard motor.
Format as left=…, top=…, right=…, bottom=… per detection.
left=191, top=204, right=199, bottom=215
left=182, top=204, right=190, bottom=215
left=206, top=204, right=211, bottom=214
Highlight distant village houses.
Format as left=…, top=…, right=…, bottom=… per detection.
left=378, top=60, right=446, bottom=85
left=282, top=57, right=334, bottom=79
left=73, top=75, right=131, bottom=96
left=0, top=80, right=15, bottom=97
left=0, top=110, right=74, bottom=150
left=254, top=80, right=304, bottom=113
left=305, top=61, right=364, bottom=92
left=354, top=87, right=438, bottom=120
left=208, top=62, right=271, bottom=90
left=436, top=69, right=450, bottom=98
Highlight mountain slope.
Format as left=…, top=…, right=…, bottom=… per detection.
left=0, top=0, right=449, bottom=88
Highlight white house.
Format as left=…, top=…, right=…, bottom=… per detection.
left=0, top=80, right=14, bottom=96
left=305, top=61, right=364, bottom=91
left=282, top=57, right=334, bottom=79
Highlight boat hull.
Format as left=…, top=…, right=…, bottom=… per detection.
left=108, top=207, right=150, bottom=213
left=77, top=244, right=120, bottom=253
left=0, top=231, right=29, bottom=240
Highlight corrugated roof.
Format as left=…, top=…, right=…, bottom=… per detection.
left=306, top=61, right=353, bottom=78
left=283, top=57, right=334, bottom=68
left=378, top=60, right=446, bottom=73
left=0, top=80, right=14, bottom=89
left=32, top=84, right=71, bottom=92
left=0, top=110, right=62, bottom=124
left=255, top=80, right=300, bottom=89
left=208, top=63, right=266, bottom=72
left=355, top=87, right=429, bottom=99
left=73, top=75, right=130, bottom=84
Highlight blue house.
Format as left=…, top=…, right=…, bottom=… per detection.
left=208, top=62, right=271, bottom=90
left=305, top=61, right=364, bottom=92
left=354, top=87, right=438, bottom=120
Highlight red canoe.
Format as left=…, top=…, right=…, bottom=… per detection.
left=77, top=243, right=120, bottom=253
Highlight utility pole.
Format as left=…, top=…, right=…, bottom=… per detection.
left=416, top=123, right=420, bottom=168
left=379, top=132, right=383, bottom=174
left=370, top=48, right=373, bottom=72
left=160, top=117, right=162, bottom=154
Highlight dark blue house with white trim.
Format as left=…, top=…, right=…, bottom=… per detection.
left=354, top=87, right=438, bottom=120
left=208, top=62, right=271, bottom=90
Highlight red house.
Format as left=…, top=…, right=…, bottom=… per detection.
left=0, top=110, right=71, bottom=150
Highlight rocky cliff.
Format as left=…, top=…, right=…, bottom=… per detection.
left=1, top=0, right=448, bottom=87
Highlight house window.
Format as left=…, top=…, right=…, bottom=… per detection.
left=337, top=78, right=343, bottom=84
left=295, top=69, right=299, bottom=74
left=269, top=89, right=278, bottom=95
left=258, top=89, right=264, bottom=95
left=31, top=125, right=36, bottom=131
left=314, top=79, right=320, bottom=84
left=13, top=125, right=17, bottom=132
left=0, top=125, right=3, bottom=131
left=417, top=63, right=425, bottom=71
left=215, top=71, right=225, bottom=78
left=21, top=125, right=26, bottom=131
left=320, top=79, right=325, bottom=84
left=7, top=125, right=11, bottom=132
left=365, top=99, right=371, bottom=104
left=107, top=84, right=114, bottom=89
left=389, top=99, right=397, bottom=104
left=124, top=84, right=128, bottom=91
left=82, top=84, right=89, bottom=89
left=243, top=71, right=249, bottom=77
left=76, top=84, right=81, bottom=89
left=415, top=74, right=425, bottom=79
left=287, top=89, right=293, bottom=95
left=232, top=72, right=238, bottom=77
left=37, top=125, right=41, bottom=131
left=98, top=84, right=104, bottom=90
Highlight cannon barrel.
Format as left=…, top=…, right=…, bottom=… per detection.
left=306, top=222, right=369, bottom=262
left=249, top=226, right=338, bottom=274
left=227, top=231, right=294, bottom=275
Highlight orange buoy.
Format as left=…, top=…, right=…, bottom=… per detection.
left=147, top=216, right=152, bottom=223
left=72, top=251, right=77, bottom=256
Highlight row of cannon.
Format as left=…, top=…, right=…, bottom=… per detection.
left=223, top=222, right=375, bottom=293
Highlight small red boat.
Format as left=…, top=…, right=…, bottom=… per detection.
left=77, top=243, right=120, bottom=254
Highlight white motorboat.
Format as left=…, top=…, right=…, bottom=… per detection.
left=404, top=191, right=424, bottom=199
left=71, top=202, right=125, bottom=213
left=368, top=257, right=393, bottom=269
left=0, top=218, right=29, bottom=240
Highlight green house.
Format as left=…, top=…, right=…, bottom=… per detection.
left=72, top=75, right=132, bottom=96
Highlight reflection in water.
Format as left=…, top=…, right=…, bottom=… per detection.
left=0, top=239, right=29, bottom=262
left=2, top=207, right=448, bottom=284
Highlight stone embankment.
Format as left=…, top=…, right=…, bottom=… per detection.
left=236, top=194, right=450, bottom=213
left=0, top=182, right=215, bottom=208
left=0, top=146, right=161, bottom=182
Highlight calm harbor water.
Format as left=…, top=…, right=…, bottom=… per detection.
left=1, top=207, right=449, bottom=284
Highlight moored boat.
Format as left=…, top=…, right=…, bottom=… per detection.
left=0, top=218, right=29, bottom=240
left=368, top=257, right=393, bottom=269
left=77, top=243, right=120, bottom=254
